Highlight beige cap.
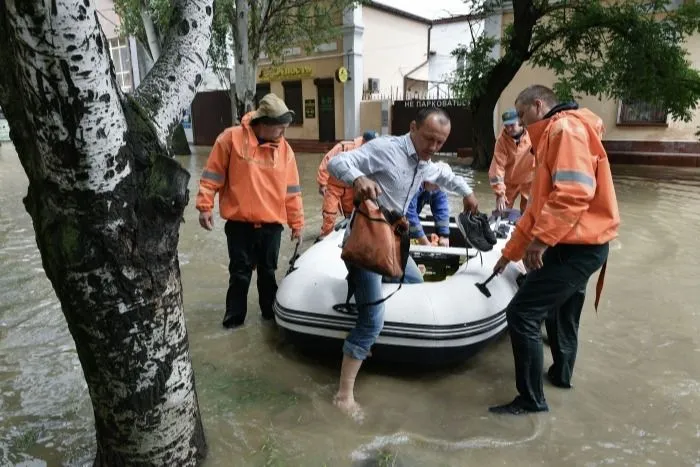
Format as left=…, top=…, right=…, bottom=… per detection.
left=250, top=93, right=295, bottom=123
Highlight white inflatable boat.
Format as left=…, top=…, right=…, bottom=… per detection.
left=274, top=214, right=525, bottom=365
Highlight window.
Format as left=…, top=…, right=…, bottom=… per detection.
left=109, top=37, right=133, bottom=93
left=282, top=81, right=303, bottom=125
left=617, top=100, right=668, bottom=126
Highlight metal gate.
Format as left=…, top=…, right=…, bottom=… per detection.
left=391, top=99, right=473, bottom=153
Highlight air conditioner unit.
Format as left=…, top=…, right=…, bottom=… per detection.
left=367, top=78, right=380, bottom=92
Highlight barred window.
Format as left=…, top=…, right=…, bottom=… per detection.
left=617, top=100, right=668, bottom=126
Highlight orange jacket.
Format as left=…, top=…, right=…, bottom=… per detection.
left=195, top=112, right=304, bottom=230
left=502, top=107, right=619, bottom=262
left=316, top=137, right=363, bottom=188
left=488, top=128, right=534, bottom=197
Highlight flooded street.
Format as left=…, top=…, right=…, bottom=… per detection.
left=1, top=143, right=699, bottom=466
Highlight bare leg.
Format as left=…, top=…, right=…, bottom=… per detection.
left=333, top=354, right=365, bottom=422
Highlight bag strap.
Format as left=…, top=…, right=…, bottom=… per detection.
left=333, top=161, right=418, bottom=315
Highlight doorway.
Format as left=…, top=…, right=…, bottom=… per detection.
left=316, top=79, right=335, bottom=142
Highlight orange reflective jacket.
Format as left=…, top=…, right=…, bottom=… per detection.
left=316, top=137, right=363, bottom=188
left=502, top=108, right=619, bottom=262
left=488, top=128, right=534, bottom=197
left=195, top=113, right=304, bottom=230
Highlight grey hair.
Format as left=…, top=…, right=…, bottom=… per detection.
left=515, top=85, right=559, bottom=107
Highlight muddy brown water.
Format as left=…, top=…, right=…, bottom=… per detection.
left=1, top=144, right=699, bottom=466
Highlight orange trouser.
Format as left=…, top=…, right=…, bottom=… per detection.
left=321, top=184, right=355, bottom=236
left=506, top=183, right=531, bottom=213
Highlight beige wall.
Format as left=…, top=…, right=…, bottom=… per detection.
left=360, top=100, right=383, bottom=134
left=262, top=56, right=345, bottom=140
left=497, top=12, right=700, bottom=142
left=95, top=0, right=121, bottom=38
left=363, top=7, right=429, bottom=95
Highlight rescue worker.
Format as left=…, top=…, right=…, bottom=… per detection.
left=490, top=85, right=619, bottom=415
left=196, top=93, right=304, bottom=329
left=488, top=109, right=534, bottom=213
left=316, top=131, right=378, bottom=239
left=406, top=180, right=451, bottom=247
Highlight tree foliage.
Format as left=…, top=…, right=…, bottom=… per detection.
left=450, top=0, right=700, bottom=167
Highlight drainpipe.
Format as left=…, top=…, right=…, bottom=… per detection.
left=427, top=24, right=433, bottom=58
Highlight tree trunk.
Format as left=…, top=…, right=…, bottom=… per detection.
left=141, top=1, right=162, bottom=61
left=140, top=1, right=191, bottom=156
left=468, top=0, right=542, bottom=169
left=0, top=1, right=213, bottom=464
left=232, top=0, right=256, bottom=118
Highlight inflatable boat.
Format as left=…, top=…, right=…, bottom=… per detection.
left=273, top=213, right=525, bottom=366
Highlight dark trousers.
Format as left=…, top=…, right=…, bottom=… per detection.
left=223, top=221, right=283, bottom=326
left=506, top=243, right=609, bottom=410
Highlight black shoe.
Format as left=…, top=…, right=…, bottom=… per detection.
left=546, top=367, right=573, bottom=388
left=488, top=397, right=549, bottom=415
left=457, top=212, right=493, bottom=252
left=475, top=212, right=498, bottom=245
left=261, top=312, right=275, bottom=321
left=223, top=312, right=245, bottom=329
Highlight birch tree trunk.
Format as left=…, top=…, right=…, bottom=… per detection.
left=0, top=0, right=213, bottom=464
left=141, top=1, right=162, bottom=61
left=232, top=0, right=256, bottom=118
left=139, top=0, right=191, bottom=156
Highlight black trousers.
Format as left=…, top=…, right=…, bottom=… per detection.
left=223, top=221, right=283, bottom=326
left=505, top=243, right=609, bottom=410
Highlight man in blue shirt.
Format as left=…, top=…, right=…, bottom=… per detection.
left=406, top=179, right=451, bottom=247
left=327, top=107, right=479, bottom=421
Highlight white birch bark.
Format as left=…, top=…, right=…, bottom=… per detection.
left=0, top=0, right=213, bottom=465
left=133, top=0, right=214, bottom=148
left=232, top=0, right=257, bottom=117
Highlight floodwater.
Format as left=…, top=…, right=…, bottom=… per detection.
left=1, top=143, right=699, bottom=466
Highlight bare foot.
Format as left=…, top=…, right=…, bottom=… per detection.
left=333, top=393, right=365, bottom=423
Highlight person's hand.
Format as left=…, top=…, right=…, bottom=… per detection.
left=318, top=185, right=327, bottom=196
left=496, top=194, right=507, bottom=213
left=417, top=235, right=431, bottom=246
left=494, top=255, right=510, bottom=274
left=291, top=228, right=302, bottom=240
left=523, top=238, right=548, bottom=270
left=353, top=176, right=382, bottom=201
left=462, top=193, right=479, bottom=214
left=199, top=211, right=214, bottom=231
left=438, top=236, right=450, bottom=247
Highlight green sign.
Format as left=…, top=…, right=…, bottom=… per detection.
left=304, top=99, right=316, bottom=119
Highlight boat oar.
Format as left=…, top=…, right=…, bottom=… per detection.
left=475, top=271, right=498, bottom=298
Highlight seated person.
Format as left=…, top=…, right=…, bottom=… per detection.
left=406, top=181, right=450, bottom=247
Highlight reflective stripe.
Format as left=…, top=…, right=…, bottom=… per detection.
left=436, top=220, right=450, bottom=227
left=286, top=185, right=301, bottom=194
left=409, top=225, right=423, bottom=233
left=490, top=176, right=504, bottom=184
left=552, top=170, right=595, bottom=188
left=202, top=170, right=224, bottom=183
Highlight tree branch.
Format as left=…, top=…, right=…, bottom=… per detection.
left=133, top=0, right=214, bottom=150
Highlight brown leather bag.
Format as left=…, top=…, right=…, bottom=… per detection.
left=341, top=199, right=410, bottom=278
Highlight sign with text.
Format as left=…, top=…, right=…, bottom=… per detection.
left=304, top=99, right=316, bottom=119
left=391, top=99, right=473, bottom=153
left=259, top=65, right=313, bottom=82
